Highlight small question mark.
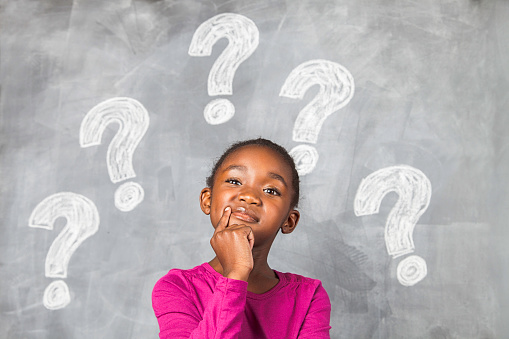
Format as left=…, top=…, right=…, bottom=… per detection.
left=280, top=59, right=355, bottom=176
left=189, top=13, right=259, bottom=125
left=354, top=165, right=432, bottom=286
left=28, top=192, right=100, bottom=310
left=80, top=97, right=149, bottom=212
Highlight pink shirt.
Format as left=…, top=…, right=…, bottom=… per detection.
left=152, top=263, right=331, bottom=338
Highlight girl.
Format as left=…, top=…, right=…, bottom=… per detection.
left=152, top=138, right=331, bottom=338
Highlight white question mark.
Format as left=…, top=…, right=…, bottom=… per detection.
left=354, top=165, right=432, bottom=286
left=28, top=192, right=100, bottom=310
left=280, top=59, right=355, bottom=176
left=189, top=13, right=259, bottom=125
left=80, top=97, right=149, bottom=212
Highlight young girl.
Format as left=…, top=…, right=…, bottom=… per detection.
left=152, top=138, right=331, bottom=338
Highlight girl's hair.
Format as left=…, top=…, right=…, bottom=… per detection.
left=206, top=138, right=300, bottom=208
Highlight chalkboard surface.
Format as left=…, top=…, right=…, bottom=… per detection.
left=2, top=0, right=508, bottom=338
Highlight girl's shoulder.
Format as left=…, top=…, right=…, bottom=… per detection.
left=165, top=262, right=217, bottom=278
left=276, top=270, right=323, bottom=286
left=154, top=263, right=217, bottom=290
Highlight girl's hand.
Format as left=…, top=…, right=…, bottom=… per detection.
left=210, top=207, right=254, bottom=281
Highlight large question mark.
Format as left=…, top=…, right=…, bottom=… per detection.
left=354, top=165, right=432, bottom=286
left=80, top=97, right=149, bottom=212
left=280, top=59, right=355, bottom=176
left=189, top=13, right=259, bottom=125
left=28, top=192, right=100, bottom=310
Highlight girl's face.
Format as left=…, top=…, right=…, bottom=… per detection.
left=200, top=145, right=300, bottom=248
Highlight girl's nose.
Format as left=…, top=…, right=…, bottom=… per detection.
left=238, top=188, right=261, bottom=205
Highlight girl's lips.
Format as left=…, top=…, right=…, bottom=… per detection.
left=232, top=212, right=257, bottom=223
left=231, top=207, right=259, bottom=223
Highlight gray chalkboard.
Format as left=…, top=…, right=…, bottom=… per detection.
left=2, top=0, right=508, bottom=338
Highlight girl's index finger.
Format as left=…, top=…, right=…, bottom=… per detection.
left=215, top=207, right=231, bottom=232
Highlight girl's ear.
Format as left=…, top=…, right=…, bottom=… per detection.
left=200, top=187, right=212, bottom=215
left=281, top=209, right=300, bottom=234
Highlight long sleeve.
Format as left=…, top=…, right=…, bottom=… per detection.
left=297, top=282, right=331, bottom=338
left=153, top=264, right=331, bottom=339
left=152, top=271, right=248, bottom=339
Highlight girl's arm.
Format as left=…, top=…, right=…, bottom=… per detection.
left=153, top=208, right=254, bottom=339
left=152, top=271, right=247, bottom=339
left=298, top=282, right=332, bottom=338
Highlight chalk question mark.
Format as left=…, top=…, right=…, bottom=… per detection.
left=80, top=97, right=149, bottom=212
left=28, top=192, right=100, bottom=310
left=280, top=59, right=355, bottom=176
left=189, top=13, right=259, bottom=125
left=354, top=165, right=432, bottom=286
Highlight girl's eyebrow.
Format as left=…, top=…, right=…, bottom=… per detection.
left=268, top=172, right=288, bottom=188
left=222, top=165, right=288, bottom=188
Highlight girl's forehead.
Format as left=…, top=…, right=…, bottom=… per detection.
left=221, top=145, right=291, bottom=173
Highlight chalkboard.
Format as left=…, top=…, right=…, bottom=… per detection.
left=2, top=0, right=508, bottom=338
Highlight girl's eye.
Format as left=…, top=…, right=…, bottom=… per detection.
left=226, top=178, right=241, bottom=185
left=264, top=188, right=281, bottom=196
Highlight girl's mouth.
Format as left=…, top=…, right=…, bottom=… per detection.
left=231, top=207, right=259, bottom=223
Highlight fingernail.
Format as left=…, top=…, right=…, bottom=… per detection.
left=225, top=207, right=230, bottom=212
